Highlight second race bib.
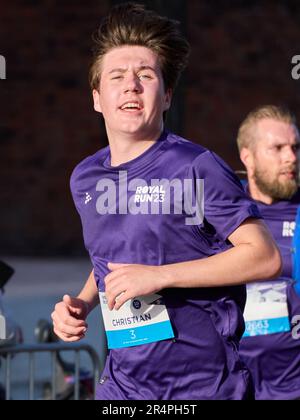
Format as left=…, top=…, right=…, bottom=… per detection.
left=243, top=279, right=291, bottom=337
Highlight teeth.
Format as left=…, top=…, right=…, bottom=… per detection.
left=121, top=102, right=141, bottom=110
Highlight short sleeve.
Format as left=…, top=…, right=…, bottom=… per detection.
left=70, top=166, right=82, bottom=216
left=190, top=151, right=261, bottom=241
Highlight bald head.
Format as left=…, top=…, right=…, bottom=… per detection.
left=237, top=105, right=297, bottom=153
left=239, top=116, right=300, bottom=202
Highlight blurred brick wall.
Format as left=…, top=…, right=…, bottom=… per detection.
left=0, top=0, right=110, bottom=255
left=186, top=1, right=300, bottom=169
left=0, top=1, right=300, bottom=255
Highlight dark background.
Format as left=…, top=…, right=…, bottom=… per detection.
left=0, top=0, right=300, bottom=256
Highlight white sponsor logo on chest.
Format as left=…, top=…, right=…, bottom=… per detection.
left=134, top=185, right=166, bottom=203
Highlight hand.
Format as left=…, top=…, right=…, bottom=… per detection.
left=104, top=262, right=168, bottom=310
left=51, top=295, right=89, bottom=342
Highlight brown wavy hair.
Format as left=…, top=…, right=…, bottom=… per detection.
left=89, top=2, right=190, bottom=92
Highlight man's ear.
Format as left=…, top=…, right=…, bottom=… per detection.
left=93, top=89, right=102, bottom=113
left=240, top=147, right=255, bottom=174
left=164, top=88, right=172, bottom=111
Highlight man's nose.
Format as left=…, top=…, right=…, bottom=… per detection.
left=284, top=146, right=298, bottom=164
left=124, top=74, right=141, bottom=93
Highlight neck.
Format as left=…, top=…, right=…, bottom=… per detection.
left=107, top=127, right=164, bottom=167
left=247, top=177, right=275, bottom=205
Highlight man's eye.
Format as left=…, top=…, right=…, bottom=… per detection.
left=139, top=74, right=151, bottom=80
left=293, top=144, right=300, bottom=152
left=111, top=75, right=123, bottom=80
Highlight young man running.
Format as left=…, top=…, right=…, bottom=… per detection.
left=52, top=3, right=281, bottom=400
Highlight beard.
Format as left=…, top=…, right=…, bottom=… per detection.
left=254, top=165, right=299, bottom=201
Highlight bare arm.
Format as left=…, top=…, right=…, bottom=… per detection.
left=105, top=219, right=282, bottom=310
left=76, top=269, right=100, bottom=314
left=160, top=219, right=282, bottom=288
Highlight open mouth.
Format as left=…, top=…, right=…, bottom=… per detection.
left=280, top=171, right=297, bottom=179
left=120, top=101, right=143, bottom=111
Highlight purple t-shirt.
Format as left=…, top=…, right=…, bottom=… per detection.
left=70, top=131, right=260, bottom=400
left=240, top=189, right=300, bottom=400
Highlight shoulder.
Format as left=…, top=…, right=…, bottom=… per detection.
left=166, top=133, right=231, bottom=170
left=253, top=189, right=300, bottom=222
left=70, top=147, right=109, bottom=191
left=165, top=132, right=209, bottom=161
left=165, top=133, right=239, bottom=184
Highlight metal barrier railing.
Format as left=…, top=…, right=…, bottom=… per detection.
left=0, top=342, right=102, bottom=400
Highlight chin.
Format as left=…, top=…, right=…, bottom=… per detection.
left=120, top=126, right=144, bottom=135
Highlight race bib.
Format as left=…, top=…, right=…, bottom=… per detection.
left=99, top=292, right=174, bottom=349
left=243, top=279, right=291, bottom=337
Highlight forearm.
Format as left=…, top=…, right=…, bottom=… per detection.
left=77, top=270, right=99, bottom=314
left=104, top=220, right=282, bottom=310
left=160, top=242, right=281, bottom=289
